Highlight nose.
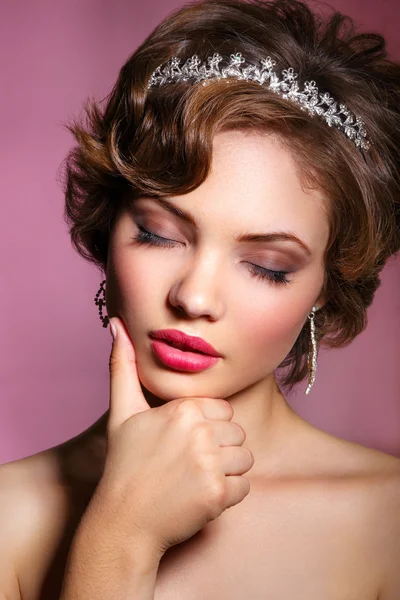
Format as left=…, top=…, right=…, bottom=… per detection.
left=168, top=250, right=225, bottom=321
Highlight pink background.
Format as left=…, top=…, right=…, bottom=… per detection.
left=1, top=0, right=399, bottom=465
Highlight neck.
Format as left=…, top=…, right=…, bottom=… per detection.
left=219, top=374, right=303, bottom=477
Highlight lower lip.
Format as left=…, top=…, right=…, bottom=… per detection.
left=150, top=339, right=220, bottom=372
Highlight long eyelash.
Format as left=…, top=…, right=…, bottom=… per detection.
left=247, top=264, right=292, bottom=285
left=131, top=226, right=293, bottom=285
left=131, top=225, right=177, bottom=248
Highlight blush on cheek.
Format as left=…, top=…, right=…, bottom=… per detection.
left=236, top=306, right=308, bottom=365
left=114, top=253, right=158, bottom=303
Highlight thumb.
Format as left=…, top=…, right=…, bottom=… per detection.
left=108, top=316, right=151, bottom=435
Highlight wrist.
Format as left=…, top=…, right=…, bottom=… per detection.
left=77, top=489, right=165, bottom=568
left=61, top=515, right=162, bottom=600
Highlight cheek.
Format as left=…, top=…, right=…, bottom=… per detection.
left=237, top=307, right=304, bottom=346
left=106, top=244, right=161, bottom=316
left=236, top=263, right=325, bottom=360
left=232, top=292, right=314, bottom=365
left=113, top=254, right=161, bottom=313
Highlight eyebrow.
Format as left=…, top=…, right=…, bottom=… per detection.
left=139, top=196, right=312, bottom=257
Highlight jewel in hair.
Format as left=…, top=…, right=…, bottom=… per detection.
left=148, top=52, right=370, bottom=152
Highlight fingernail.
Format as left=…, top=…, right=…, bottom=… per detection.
left=109, top=319, right=117, bottom=341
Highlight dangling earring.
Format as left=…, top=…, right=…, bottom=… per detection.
left=94, top=279, right=109, bottom=327
left=305, top=305, right=318, bottom=395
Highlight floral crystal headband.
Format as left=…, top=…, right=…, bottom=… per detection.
left=147, top=52, right=370, bottom=152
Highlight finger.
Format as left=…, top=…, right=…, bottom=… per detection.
left=108, top=316, right=151, bottom=435
left=211, top=420, right=246, bottom=447
left=220, top=445, right=254, bottom=476
left=190, top=397, right=234, bottom=422
left=224, top=476, right=251, bottom=509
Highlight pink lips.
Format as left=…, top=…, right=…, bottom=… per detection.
left=149, top=329, right=222, bottom=373
left=149, top=329, right=222, bottom=357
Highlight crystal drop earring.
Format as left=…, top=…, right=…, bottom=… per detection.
left=305, top=305, right=319, bottom=395
left=94, top=279, right=109, bottom=327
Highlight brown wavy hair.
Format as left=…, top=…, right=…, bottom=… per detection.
left=61, top=0, right=400, bottom=395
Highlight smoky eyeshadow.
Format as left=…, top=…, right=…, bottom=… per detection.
left=129, top=202, right=309, bottom=269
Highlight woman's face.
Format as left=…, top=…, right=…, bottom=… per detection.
left=105, top=130, right=329, bottom=401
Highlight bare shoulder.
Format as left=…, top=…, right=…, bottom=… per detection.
left=305, top=422, right=400, bottom=495
left=0, top=416, right=108, bottom=599
left=352, top=444, right=400, bottom=599
left=306, top=426, right=400, bottom=598
left=294, top=415, right=400, bottom=478
left=0, top=448, right=78, bottom=600
left=347, top=442, right=400, bottom=599
left=338, top=436, right=400, bottom=518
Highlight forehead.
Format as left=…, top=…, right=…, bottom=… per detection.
left=168, top=130, right=330, bottom=253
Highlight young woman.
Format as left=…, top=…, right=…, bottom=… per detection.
left=1, top=0, right=400, bottom=598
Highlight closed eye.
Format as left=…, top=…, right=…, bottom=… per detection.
left=131, top=226, right=293, bottom=285
left=132, top=225, right=178, bottom=248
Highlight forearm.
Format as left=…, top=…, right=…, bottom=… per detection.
left=59, top=513, right=161, bottom=600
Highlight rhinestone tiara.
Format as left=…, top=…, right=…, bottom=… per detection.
left=147, top=52, right=370, bottom=152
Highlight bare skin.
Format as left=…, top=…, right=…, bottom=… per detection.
left=1, top=402, right=400, bottom=600
left=1, top=131, right=399, bottom=598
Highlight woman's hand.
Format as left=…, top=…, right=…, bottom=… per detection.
left=93, top=316, right=254, bottom=559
